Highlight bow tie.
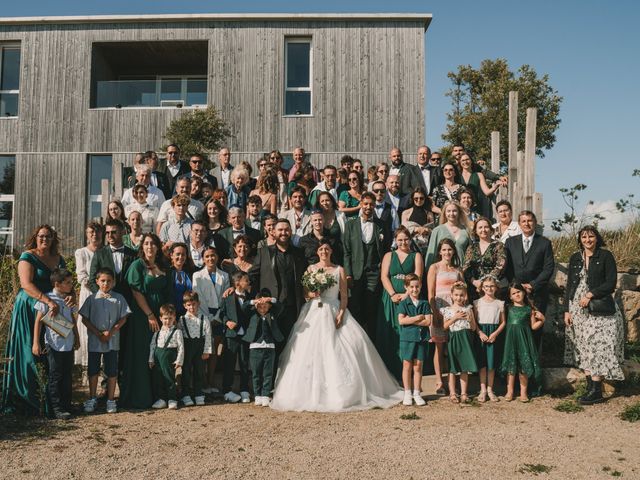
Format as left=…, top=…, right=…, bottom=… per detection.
left=236, top=294, right=246, bottom=300
left=232, top=230, right=244, bottom=234
left=96, top=292, right=111, bottom=299
left=362, top=217, right=373, bottom=223
left=421, top=166, right=430, bottom=171
left=111, top=247, right=124, bottom=253
left=375, top=204, right=384, bottom=209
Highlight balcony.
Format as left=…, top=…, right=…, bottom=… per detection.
left=94, top=78, right=207, bottom=108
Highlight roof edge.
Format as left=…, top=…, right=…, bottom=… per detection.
left=0, top=12, right=432, bottom=30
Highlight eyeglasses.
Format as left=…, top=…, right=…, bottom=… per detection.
left=191, top=160, right=203, bottom=164
left=431, top=157, right=442, bottom=162
left=372, top=188, right=386, bottom=193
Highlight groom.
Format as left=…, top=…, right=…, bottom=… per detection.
left=343, top=192, right=389, bottom=341
left=250, top=219, right=307, bottom=340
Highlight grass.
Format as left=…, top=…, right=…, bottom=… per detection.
left=571, top=381, right=588, bottom=401
left=554, top=400, right=584, bottom=414
left=603, top=466, right=624, bottom=477
left=399, top=412, right=420, bottom=420
left=551, top=221, right=640, bottom=272
left=619, top=402, right=640, bottom=423
left=518, top=463, right=553, bottom=475
left=624, top=342, right=640, bottom=363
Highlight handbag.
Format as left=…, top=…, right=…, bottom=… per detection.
left=587, top=295, right=616, bottom=316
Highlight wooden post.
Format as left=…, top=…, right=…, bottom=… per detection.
left=113, top=160, right=123, bottom=200
left=101, top=179, right=110, bottom=222
left=534, top=192, right=544, bottom=229
left=490, top=130, right=502, bottom=215
left=508, top=91, right=518, bottom=196
left=524, top=107, right=537, bottom=211
left=516, top=150, right=525, bottom=214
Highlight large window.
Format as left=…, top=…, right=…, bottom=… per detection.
left=0, top=155, right=15, bottom=251
left=284, top=38, right=312, bottom=116
left=0, top=44, right=20, bottom=117
left=90, top=41, right=208, bottom=108
left=87, top=155, right=112, bottom=220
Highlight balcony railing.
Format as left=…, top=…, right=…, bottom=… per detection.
left=94, top=78, right=207, bottom=108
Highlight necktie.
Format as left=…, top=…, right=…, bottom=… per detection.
left=524, top=237, right=531, bottom=253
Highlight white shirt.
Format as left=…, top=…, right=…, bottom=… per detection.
left=121, top=185, right=166, bottom=209
left=360, top=215, right=374, bottom=243
left=249, top=217, right=262, bottom=230
left=180, top=313, right=212, bottom=353
left=110, top=245, right=125, bottom=274
left=221, top=167, right=232, bottom=189
left=125, top=202, right=159, bottom=233
left=418, top=164, right=431, bottom=193
left=492, top=220, right=522, bottom=244
left=310, top=181, right=338, bottom=201
left=149, top=327, right=184, bottom=366
left=156, top=198, right=204, bottom=224
left=190, top=242, right=205, bottom=268
left=167, top=161, right=180, bottom=178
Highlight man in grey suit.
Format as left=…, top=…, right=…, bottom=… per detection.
left=209, top=147, right=234, bottom=190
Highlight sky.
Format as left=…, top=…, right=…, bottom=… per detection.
left=4, top=0, right=639, bottom=229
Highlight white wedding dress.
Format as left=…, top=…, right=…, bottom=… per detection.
left=271, top=266, right=404, bottom=412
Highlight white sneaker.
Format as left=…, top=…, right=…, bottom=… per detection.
left=261, top=397, right=271, bottom=407
left=254, top=396, right=264, bottom=406
left=167, top=400, right=178, bottom=410
left=224, top=391, right=241, bottom=403
left=413, top=393, right=427, bottom=406
left=106, top=400, right=117, bottom=414
left=83, top=397, right=97, bottom=413
left=202, top=387, right=219, bottom=394
left=182, top=395, right=194, bottom=407
left=152, top=399, right=167, bottom=409
left=194, top=395, right=205, bottom=406
left=403, top=391, right=413, bottom=406
left=240, top=391, right=251, bottom=403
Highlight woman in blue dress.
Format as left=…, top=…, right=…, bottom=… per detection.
left=1, top=225, right=70, bottom=414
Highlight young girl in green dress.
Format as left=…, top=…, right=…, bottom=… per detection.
left=442, top=281, right=478, bottom=404
left=500, top=283, right=545, bottom=402
left=473, top=275, right=505, bottom=402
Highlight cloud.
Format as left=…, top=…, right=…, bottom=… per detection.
left=582, top=200, right=635, bottom=231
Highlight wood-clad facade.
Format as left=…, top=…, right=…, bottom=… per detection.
left=0, top=13, right=431, bottom=252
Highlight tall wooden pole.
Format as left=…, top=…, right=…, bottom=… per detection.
left=524, top=107, right=537, bottom=211
left=508, top=91, right=518, bottom=197
left=491, top=131, right=502, bottom=212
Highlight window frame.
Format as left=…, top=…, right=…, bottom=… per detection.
left=0, top=155, right=16, bottom=252
left=283, top=37, right=313, bottom=117
left=86, top=154, right=113, bottom=221
left=0, top=43, right=21, bottom=119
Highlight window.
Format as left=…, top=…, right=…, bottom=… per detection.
left=0, top=44, right=20, bottom=117
left=91, top=41, right=208, bottom=108
left=0, top=155, right=15, bottom=251
left=284, top=38, right=312, bottom=116
left=87, top=155, right=112, bottom=220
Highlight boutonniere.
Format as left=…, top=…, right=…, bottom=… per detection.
left=379, top=233, right=385, bottom=242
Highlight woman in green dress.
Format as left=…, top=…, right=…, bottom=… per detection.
left=338, top=171, right=364, bottom=218
left=500, top=283, right=545, bottom=402
left=1, top=225, right=69, bottom=415
left=120, top=233, right=173, bottom=409
left=458, top=154, right=500, bottom=220
left=122, top=210, right=143, bottom=251
left=376, top=226, right=424, bottom=379
left=424, top=200, right=471, bottom=272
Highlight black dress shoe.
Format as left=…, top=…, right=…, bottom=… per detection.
left=579, top=381, right=604, bottom=405
left=579, top=376, right=593, bottom=402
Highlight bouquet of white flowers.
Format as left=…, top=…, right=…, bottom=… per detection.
left=302, top=268, right=337, bottom=307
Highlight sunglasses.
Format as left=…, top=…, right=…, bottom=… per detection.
left=373, top=188, right=386, bottom=193
left=413, top=196, right=426, bottom=201
left=348, top=178, right=359, bottom=182
left=191, top=160, right=203, bottom=164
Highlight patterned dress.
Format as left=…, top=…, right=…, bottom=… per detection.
left=564, top=267, right=625, bottom=380
left=462, top=241, right=507, bottom=300
left=431, top=267, right=462, bottom=343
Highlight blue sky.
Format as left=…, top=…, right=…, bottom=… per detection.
left=4, top=0, right=639, bottom=228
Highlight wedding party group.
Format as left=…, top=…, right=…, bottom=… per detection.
left=1, top=143, right=626, bottom=419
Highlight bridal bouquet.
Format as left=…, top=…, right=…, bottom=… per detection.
left=302, top=269, right=337, bottom=307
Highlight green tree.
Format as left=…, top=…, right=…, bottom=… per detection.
left=163, top=106, right=232, bottom=162
left=551, top=184, right=605, bottom=236
left=442, top=58, right=562, bottom=162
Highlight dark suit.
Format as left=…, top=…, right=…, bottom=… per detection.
left=249, top=244, right=307, bottom=338
left=415, top=164, right=443, bottom=195
left=505, top=233, right=555, bottom=313
left=373, top=202, right=394, bottom=246
left=213, top=226, right=262, bottom=262
left=157, top=160, right=190, bottom=196
left=220, top=292, right=252, bottom=393
left=88, top=245, right=137, bottom=303
left=184, top=171, right=218, bottom=192
left=395, top=162, right=423, bottom=196
left=342, top=217, right=387, bottom=339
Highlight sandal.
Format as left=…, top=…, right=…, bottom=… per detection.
left=449, top=394, right=459, bottom=404
left=477, top=390, right=487, bottom=403
left=435, top=382, right=446, bottom=396
left=504, top=393, right=514, bottom=402
left=460, top=394, right=470, bottom=404
left=487, top=390, right=499, bottom=402
left=518, top=396, right=530, bottom=403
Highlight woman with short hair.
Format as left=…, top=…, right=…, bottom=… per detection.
left=124, top=184, right=159, bottom=233
left=564, top=225, right=625, bottom=405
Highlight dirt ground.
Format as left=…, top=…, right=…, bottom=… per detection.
left=1, top=392, right=638, bottom=480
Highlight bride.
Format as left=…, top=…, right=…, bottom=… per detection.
left=271, top=241, right=404, bottom=412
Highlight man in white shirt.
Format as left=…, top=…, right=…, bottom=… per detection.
left=384, top=175, right=408, bottom=231
left=121, top=164, right=166, bottom=209
left=416, top=145, right=442, bottom=195
left=155, top=176, right=204, bottom=235
left=210, top=147, right=234, bottom=190
left=279, top=186, right=312, bottom=246
left=308, top=165, right=339, bottom=207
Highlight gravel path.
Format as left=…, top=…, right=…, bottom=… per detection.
left=1, top=394, right=639, bottom=479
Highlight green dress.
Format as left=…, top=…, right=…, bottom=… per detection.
left=122, top=234, right=141, bottom=251
left=1, top=252, right=65, bottom=415
left=443, top=305, right=479, bottom=374
left=120, top=259, right=174, bottom=409
left=375, top=251, right=416, bottom=379
left=499, top=305, right=542, bottom=381
left=338, top=190, right=361, bottom=218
